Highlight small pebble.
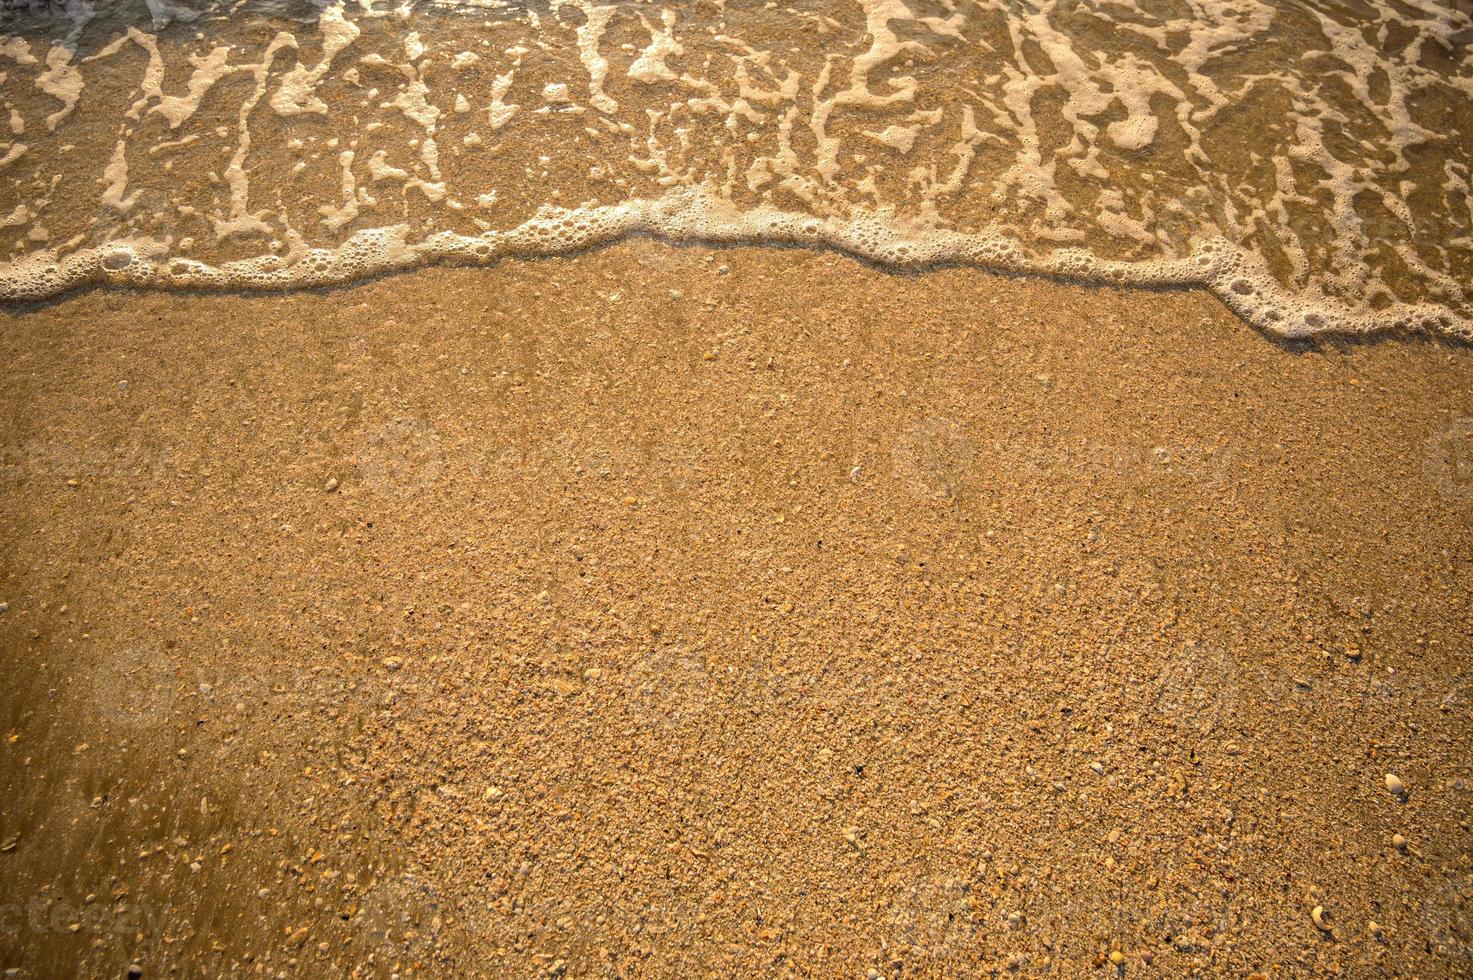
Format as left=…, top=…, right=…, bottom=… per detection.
left=1311, top=905, right=1332, bottom=932
left=1385, top=773, right=1407, bottom=797
left=1090, top=762, right=1105, bottom=776
left=1392, top=833, right=1406, bottom=849
left=1109, top=950, right=1124, bottom=966
left=324, top=476, right=339, bottom=492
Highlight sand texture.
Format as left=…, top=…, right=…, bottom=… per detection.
left=2, top=244, right=1472, bottom=976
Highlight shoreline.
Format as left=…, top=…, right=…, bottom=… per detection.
left=3, top=195, right=1471, bottom=341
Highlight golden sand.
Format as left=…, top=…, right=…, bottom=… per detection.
left=2, top=244, right=1472, bottom=976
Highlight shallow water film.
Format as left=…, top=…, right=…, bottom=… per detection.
left=1, top=0, right=1470, bottom=336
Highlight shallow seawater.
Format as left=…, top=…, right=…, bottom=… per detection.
left=0, top=0, right=1469, bottom=337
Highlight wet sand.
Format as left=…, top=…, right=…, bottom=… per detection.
left=2, top=243, right=1472, bottom=976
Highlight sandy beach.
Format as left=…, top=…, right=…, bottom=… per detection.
left=2, top=243, right=1471, bottom=975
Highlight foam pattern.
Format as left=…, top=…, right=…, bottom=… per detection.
left=2, top=189, right=1463, bottom=339
left=0, top=0, right=1468, bottom=339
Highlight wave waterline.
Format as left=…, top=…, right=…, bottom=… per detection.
left=1, top=188, right=1464, bottom=339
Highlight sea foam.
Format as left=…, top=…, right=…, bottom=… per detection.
left=0, top=0, right=1468, bottom=338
